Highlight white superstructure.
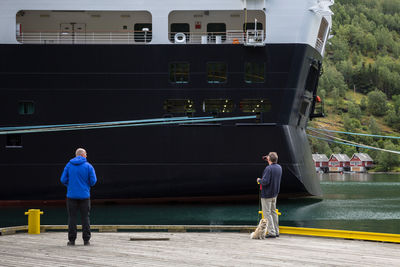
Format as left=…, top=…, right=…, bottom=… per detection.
left=0, top=0, right=333, bottom=55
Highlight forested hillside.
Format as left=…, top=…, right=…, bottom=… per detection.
left=308, top=0, right=400, bottom=171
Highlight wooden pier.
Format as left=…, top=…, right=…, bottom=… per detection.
left=1, top=227, right=400, bottom=266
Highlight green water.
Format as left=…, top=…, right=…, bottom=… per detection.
left=1, top=173, right=400, bottom=234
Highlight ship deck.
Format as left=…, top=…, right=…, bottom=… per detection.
left=1, top=228, right=399, bottom=266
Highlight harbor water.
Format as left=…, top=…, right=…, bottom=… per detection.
left=1, top=173, right=400, bottom=234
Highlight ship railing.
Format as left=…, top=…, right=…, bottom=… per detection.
left=169, top=30, right=247, bottom=44
left=315, top=38, right=324, bottom=53
left=244, top=30, right=265, bottom=46
left=16, top=31, right=152, bottom=44
left=16, top=30, right=264, bottom=45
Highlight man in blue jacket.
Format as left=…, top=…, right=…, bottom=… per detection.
left=61, top=148, right=97, bottom=246
left=257, top=152, right=282, bottom=238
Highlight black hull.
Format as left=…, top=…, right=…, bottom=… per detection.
left=0, top=43, right=322, bottom=203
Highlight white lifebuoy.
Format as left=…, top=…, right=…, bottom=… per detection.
left=174, top=33, right=186, bottom=44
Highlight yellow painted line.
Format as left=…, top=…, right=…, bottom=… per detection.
left=279, top=226, right=400, bottom=243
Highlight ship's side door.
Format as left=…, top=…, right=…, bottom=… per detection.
left=60, top=23, right=86, bottom=44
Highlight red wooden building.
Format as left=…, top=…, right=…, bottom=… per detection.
left=328, top=154, right=350, bottom=172
left=350, top=153, right=373, bottom=172
left=312, top=154, right=329, bottom=173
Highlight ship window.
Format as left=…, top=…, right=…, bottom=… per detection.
left=134, top=23, right=152, bottom=43
left=6, top=134, right=22, bottom=148
left=164, top=99, right=195, bottom=113
left=244, top=62, right=265, bottom=83
left=18, top=101, right=35, bottom=115
left=243, top=22, right=263, bottom=31
left=207, top=23, right=226, bottom=42
left=203, top=99, right=234, bottom=114
left=240, top=99, right=271, bottom=113
left=169, top=62, right=189, bottom=83
left=207, top=62, right=227, bottom=84
left=170, top=23, right=190, bottom=42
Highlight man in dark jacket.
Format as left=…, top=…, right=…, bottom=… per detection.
left=257, top=152, right=282, bottom=238
left=61, top=148, right=97, bottom=246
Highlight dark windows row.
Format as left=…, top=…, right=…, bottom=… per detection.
left=170, top=62, right=265, bottom=84
left=163, top=99, right=270, bottom=114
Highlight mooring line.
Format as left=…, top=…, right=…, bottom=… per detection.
left=0, top=115, right=257, bottom=135
left=307, top=127, right=400, bottom=139
left=307, top=133, right=400, bottom=155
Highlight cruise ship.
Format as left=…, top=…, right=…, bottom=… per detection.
left=0, top=0, right=333, bottom=204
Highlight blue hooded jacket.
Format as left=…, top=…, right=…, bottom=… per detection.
left=60, top=156, right=97, bottom=199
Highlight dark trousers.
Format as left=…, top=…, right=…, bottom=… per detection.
left=67, top=198, right=91, bottom=242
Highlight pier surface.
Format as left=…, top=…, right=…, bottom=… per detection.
left=1, top=232, right=399, bottom=266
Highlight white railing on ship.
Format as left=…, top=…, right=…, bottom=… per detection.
left=315, top=38, right=324, bottom=53
left=16, top=30, right=265, bottom=45
left=169, top=31, right=247, bottom=44
left=17, top=31, right=152, bottom=44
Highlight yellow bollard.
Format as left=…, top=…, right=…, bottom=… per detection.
left=258, top=210, right=264, bottom=219
left=24, top=209, right=44, bottom=234
left=258, top=209, right=282, bottom=219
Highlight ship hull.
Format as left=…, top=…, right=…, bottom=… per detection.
left=0, top=43, right=322, bottom=203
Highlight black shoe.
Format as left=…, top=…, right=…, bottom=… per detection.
left=265, top=235, right=276, bottom=238
left=67, top=241, right=75, bottom=246
left=84, top=241, right=90, bottom=246
left=276, top=234, right=280, bottom=237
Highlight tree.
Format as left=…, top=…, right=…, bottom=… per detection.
left=353, top=62, right=375, bottom=94
left=344, top=146, right=357, bottom=157
left=360, top=97, right=367, bottom=111
left=337, top=60, right=354, bottom=87
left=373, top=56, right=400, bottom=97
left=392, top=94, right=400, bottom=113
left=348, top=103, right=362, bottom=119
left=333, top=146, right=342, bottom=154
left=329, top=38, right=350, bottom=62
left=382, top=0, right=400, bottom=15
left=385, top=95, right=400, bottom=131
left=376, top=141, right=400, bottom=171
left=309, top=138, right=333, bottom=156
left=332, top=87, right=344, bottom=112
left=343, top=115, right=361, bottom=132
left=368, top=117, right=381, bottom=134
left=367, top=90, right=388, bottom=116
left=319, top=64, right=348, bottom=98
left=385, top=105, right=400, bottom=130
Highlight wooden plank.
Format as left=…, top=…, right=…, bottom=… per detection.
left=0, top=232, right=399, bottom=266
left=2, top=225, right=400, bottom=243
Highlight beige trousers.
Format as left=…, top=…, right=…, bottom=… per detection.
left=261, top=197, right=279, bottom=236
